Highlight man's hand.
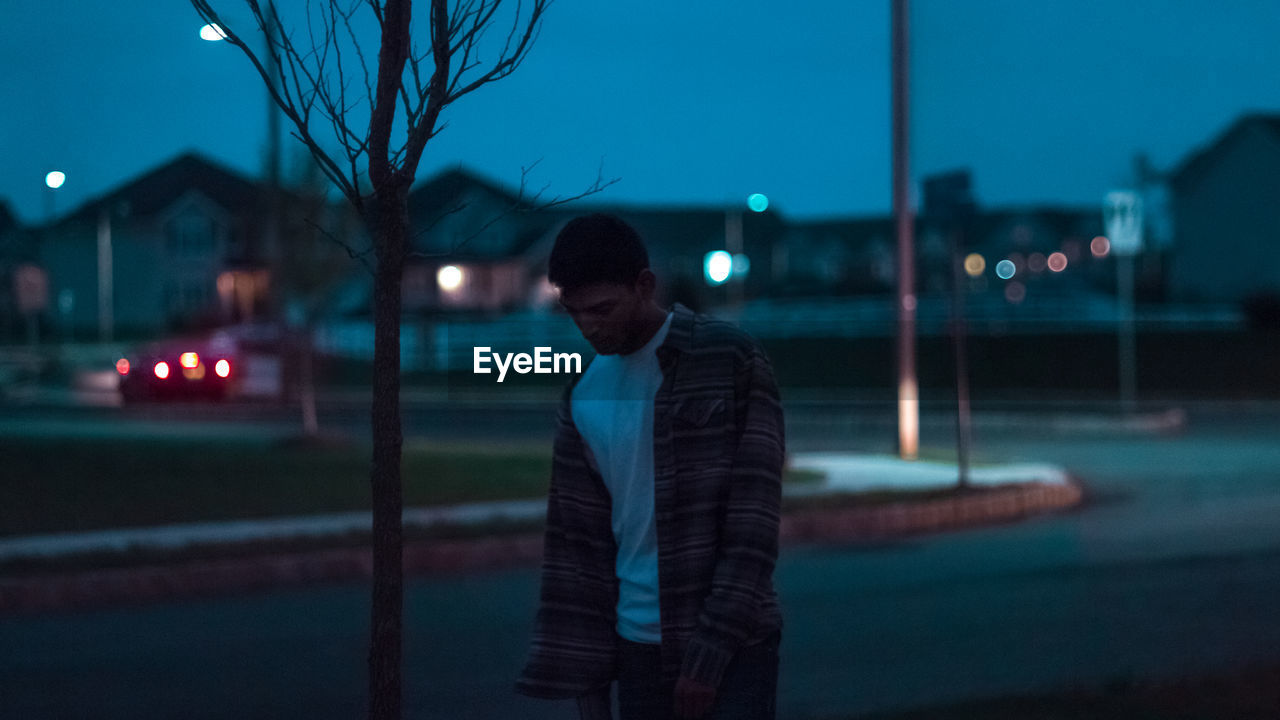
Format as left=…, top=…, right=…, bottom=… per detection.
left=673, top=675, right=717, bottom=719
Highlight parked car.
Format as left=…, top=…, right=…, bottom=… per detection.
left=116, top=335, right=238, bottom=402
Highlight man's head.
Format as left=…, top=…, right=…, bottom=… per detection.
left=548, top=214, right=660, bottom=355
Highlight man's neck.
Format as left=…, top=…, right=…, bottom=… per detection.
left=619, top=304, right=669, bottom=355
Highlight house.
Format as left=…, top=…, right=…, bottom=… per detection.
left=403, top=167, right=561, bottom=314
left=0, top=199, right=41, bottom=341
left=1168, top=113, right=1280, bottom=303
left=37, top=152, right=275, bottom=338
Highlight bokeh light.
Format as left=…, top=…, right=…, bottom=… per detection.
left=1091, top=236, right=1111, bottom=257
left=215, top=359, right=231, bottom=378
left=1047, top=252, right=1068, bottom=272
left=747, top=193, right=769, bottom=212
left=115, top=358, right=130, bottom=376
left=704, top=250, right=732, bottom=285
left=437, top=265, right=464, bottom=292
left=732, top=253, right=751, bottom=278
left=1027, top=253, right=1047, bottom=273
left=1004, top=281, right=1027, bottom=304
left=995, top=259, right=1016, bottom=280
left=963, top=253, right=986, bottom=277
left=154, top=361, right=171, bottom=380
left=45, top=171, right=66, bottom=189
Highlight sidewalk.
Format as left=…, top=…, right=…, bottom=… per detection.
left=0, top=453, right=1083, bottom=615
left=0, top=453, right=1072, bottom=565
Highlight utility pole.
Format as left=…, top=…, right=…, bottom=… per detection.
left=925, top=170, right=975, bottom=487
left=892, top=0, right=918, bottom=460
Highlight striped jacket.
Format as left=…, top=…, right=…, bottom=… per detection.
left=516, top=303, right=785, bottom=699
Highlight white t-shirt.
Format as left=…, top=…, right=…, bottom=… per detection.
left=570, top=311, right=673, bottom=644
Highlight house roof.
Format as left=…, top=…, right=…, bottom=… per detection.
left=1171, top=112, right=1280, bottom=191
left=407, top=166, right=525, bottom=229
left=53, top=152, right=267, bottom=228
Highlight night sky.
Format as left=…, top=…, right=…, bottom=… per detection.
left=2, top=0, right=1278, bottom=225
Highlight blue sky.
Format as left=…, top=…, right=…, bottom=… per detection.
left=2, top=0, right=1278, bottom=224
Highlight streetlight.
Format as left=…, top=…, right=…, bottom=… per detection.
left=199, top=5, right=285, bottom=327
left=199, top=23, right=228, bottom=41
left=721, top=193, right=767, bottom=303
left=44, top=170, right=66, bottom=220
left=892, top=0, right=918, bottom=460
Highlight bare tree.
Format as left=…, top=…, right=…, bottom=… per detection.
left=187, top=2, right=611, bottom=717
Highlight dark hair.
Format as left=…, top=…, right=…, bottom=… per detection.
left=547, top=213, right=649, bottom=291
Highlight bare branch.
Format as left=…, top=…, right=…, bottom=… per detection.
left=304, top=217, right=376, bottom=276
left=190, top=0, right=363, bottom=207
left=446, top=0, right=549, bottom=103
left=340, top=1, right=376, bottom=114
left=396, top=0, right=452, bottom=177
left=366, top=0, right=413, bottom=192
left=412, top=160, right=619, bottom=259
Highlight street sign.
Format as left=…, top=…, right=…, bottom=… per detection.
left=1103, top=190, right=1144, bottom=256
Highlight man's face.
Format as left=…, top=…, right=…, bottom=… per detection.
left=558, top=280, right=648, bottom=355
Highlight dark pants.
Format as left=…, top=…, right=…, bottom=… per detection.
left=614, top=632, right=780, bottom=720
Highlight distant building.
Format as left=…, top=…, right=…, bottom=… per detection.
left=403, top=167, right=559, bottom=315
left=402, top=168, right=788, bottom=314
left=0, top=199, right=40, bottom=340
left=37, top=153, right=275, bottom=338
left=1168, top=113, right=1280, bottom=303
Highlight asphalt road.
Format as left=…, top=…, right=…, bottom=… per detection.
left=2, top=405, right=1280, bottom=718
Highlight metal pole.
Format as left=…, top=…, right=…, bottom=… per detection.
left=725, top=209, right=744, bottom=307
left=97, top=207, right=113, bottom=343
left=892, top=0, right=918, bottom=460
left=950, top=230, right=972, bottom=487
left=1117, top=254, right=1136, bottom=413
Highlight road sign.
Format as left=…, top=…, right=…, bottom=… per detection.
left=1104, top=190, right=1144, bottom=256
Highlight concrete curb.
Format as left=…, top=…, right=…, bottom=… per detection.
left=781, top=480, right=1083, bottom=543
left=0, top=480, right=1083, bottom=616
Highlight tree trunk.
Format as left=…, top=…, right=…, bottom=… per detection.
left=368, top=186, right=407, bottom=720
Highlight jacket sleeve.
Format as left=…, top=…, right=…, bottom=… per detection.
left=679, top=341, right=785, bottom=688
left=516, top=395, right=619, bottom=700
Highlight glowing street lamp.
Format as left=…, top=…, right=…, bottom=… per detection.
left=199, top=23, right=228, bottom=41
left=704, top=251, right=733, bottom=285
left=437, top=265, right=464, bottom=293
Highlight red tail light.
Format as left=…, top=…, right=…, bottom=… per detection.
left=116, top=359, right=130, bottom=375
left=214, top=359, right=231, bottom=378
left=154, top=361, right=171, bottom=380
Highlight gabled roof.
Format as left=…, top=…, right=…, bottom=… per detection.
left=408, top=167, right=524, bottom=222
left=1171, top=113, right=1280, bottom=191
left=407, top=166, right=546, bottom=259
left=54, top=152, right=266, bottom=227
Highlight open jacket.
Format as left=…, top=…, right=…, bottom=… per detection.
left=516, top=303, right=785, bottom=700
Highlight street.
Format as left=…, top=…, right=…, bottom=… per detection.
left=1, top=404, right=1279, bottom=718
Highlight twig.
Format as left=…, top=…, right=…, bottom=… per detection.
left=304, top=217, right=376, bottom=275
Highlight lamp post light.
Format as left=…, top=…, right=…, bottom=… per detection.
left=892, top=0, right=918, bottom=460
left=199, top=6, right=284, bottom=325
left=719, top=193, right=766, bottom=304
left=44, top=170, right=66, bottom=220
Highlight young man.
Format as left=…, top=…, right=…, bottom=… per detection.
left=516, top=214, right=785, bottom=719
